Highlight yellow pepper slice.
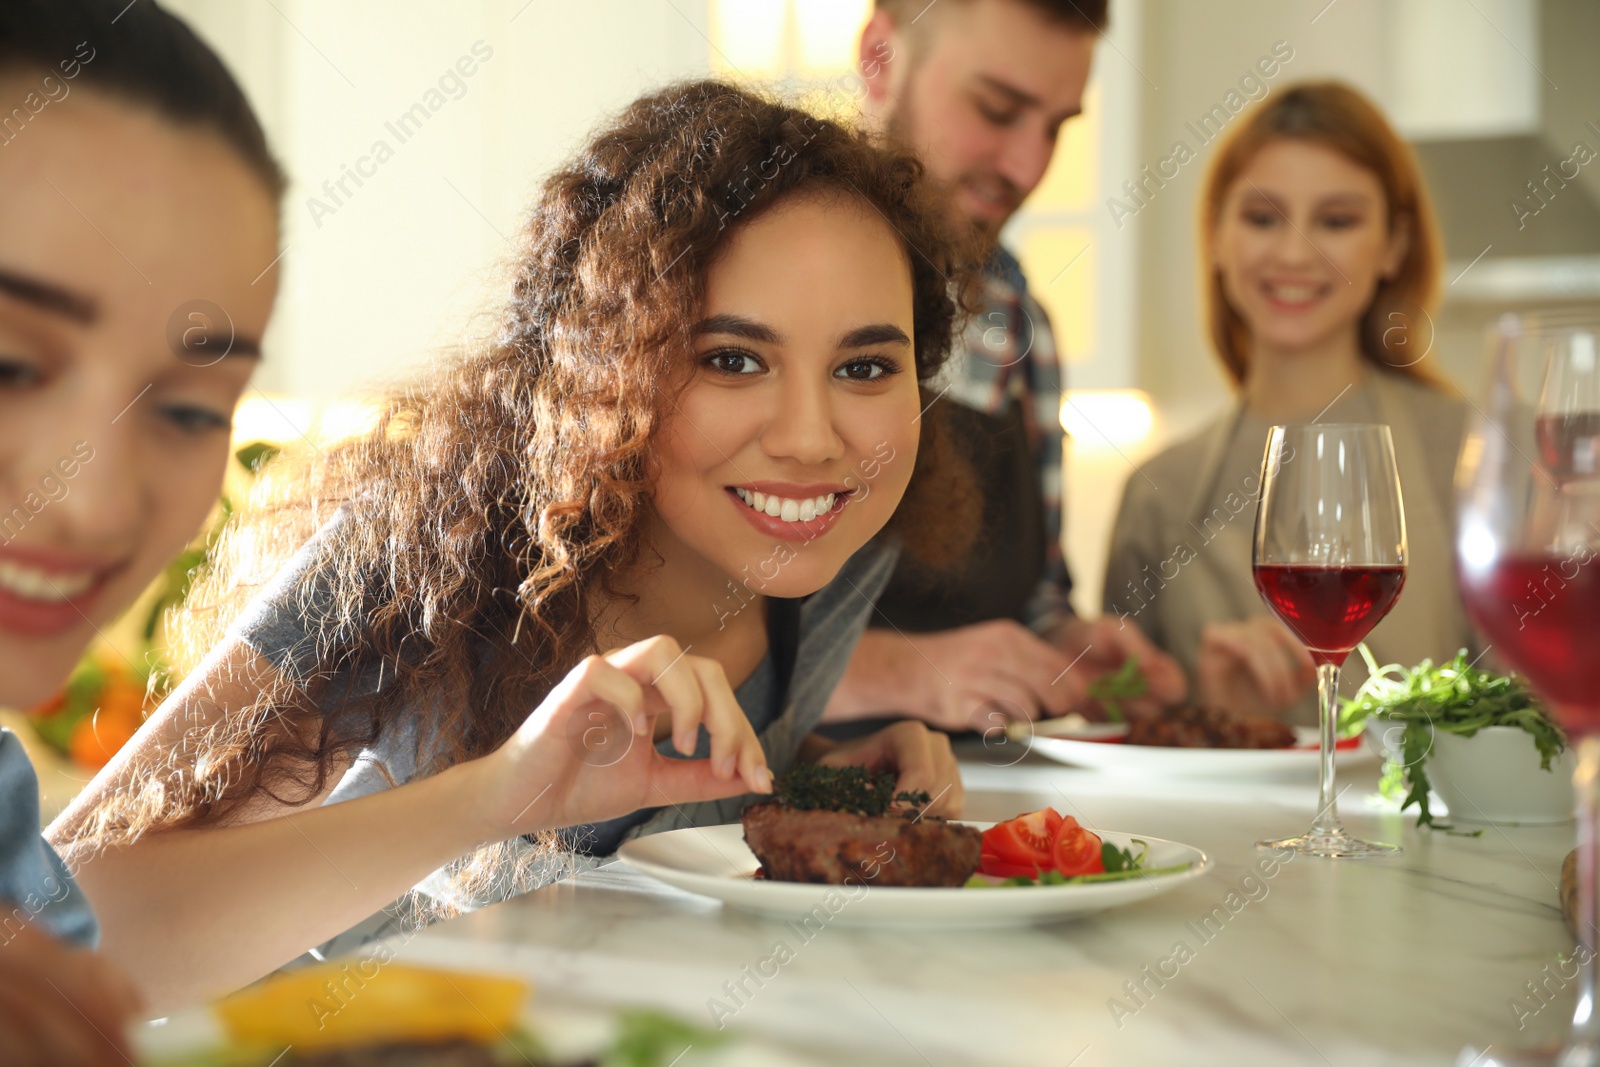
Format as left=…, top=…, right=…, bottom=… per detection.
left=215, top=961, right=529, bottom=1051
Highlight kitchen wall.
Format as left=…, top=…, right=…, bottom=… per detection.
left=163, top=0, right=714, bottom=410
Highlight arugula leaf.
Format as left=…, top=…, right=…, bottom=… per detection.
left=1088, top=656, right=1147, bottom=724
left=1341, top=645, right=1566, bottom=830
left=1101, top=838, right=1149, bottom=873
left=605, top=1009, right=728, bottom=1067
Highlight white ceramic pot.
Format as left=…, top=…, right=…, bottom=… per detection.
left=1427, top=726, right=1576, bottom=826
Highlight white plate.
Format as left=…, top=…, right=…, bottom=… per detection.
left=617, top=822, right=1209, bottom=927
left=1019, top=724, right=1376, bottom=778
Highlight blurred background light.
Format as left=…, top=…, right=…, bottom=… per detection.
left=1060, top=389, right=1156, bottom=447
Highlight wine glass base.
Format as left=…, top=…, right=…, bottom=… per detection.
left=1256, top=831, right=1401, bottom=858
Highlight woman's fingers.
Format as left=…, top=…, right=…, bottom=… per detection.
left=1248, top=642, right=1297, bottom=708
left=1270, top=622, right=1318, bottom=684
left=1201, top=619, right=1316, bottom=712
left=1235, top=618, right=1315, bottom=708
left=604, top=637, right=696, bottom=741
left=691, top=658, right=772, bottom=792
left=929, top=749, right=963, bottom=816
left=597, top=636, right=770, bottom=797
left=551, top=654, right=647, bottom=733
left=607, top=636, right=771, bottom=794
left=1213, top=623, right=1290, bottom=707
left=905, top=727, right=962, bottom=817
left=646, top=750, right=759, bottom=807
left=886, top=723, right=935, bottom=797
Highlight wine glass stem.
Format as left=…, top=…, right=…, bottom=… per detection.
left=1311, top=663, right=1345, bottom=838
left=1565, top=734, right=1600, bottom=1062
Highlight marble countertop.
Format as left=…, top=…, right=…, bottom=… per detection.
left=376, top=741, right=1579, bottom=1067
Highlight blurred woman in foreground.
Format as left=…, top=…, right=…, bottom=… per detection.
left=0, top=0, right=284, bottom=1060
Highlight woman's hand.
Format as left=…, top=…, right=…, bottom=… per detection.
left=0, top=922, right=142, bottom=1067
left=1195, top=616, right=1317, bottom=717
left=482, top=635, right=772, bottom=838
left=811, top=721, right=964, bottom=818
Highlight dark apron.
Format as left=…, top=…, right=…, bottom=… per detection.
left=871, top=397, right=1047, bottom=632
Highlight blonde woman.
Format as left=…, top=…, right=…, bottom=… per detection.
left=1104, top=81, right=1475, bottom=724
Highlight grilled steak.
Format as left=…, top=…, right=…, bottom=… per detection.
left=741, top=801, right=982, bottom=887
left=1126, top=705, right=1295, bottom=748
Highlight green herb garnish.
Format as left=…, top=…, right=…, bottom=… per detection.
left=1340, top=645, right=1566, bottom=830
left=604, top=1009, right=729, bottom=1067
left=1088, top=656, right=1147, bottom=724
left=1100, top=838, right=1149, bottom=873
left=774, top=764, right=930, bottom=817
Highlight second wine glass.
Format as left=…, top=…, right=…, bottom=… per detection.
left=1252, top=423, right=1408, bottom=858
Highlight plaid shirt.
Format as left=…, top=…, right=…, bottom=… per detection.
left=935, top=246, right=1074, bottom=631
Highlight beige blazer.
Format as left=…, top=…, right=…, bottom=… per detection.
left=1103, top=370, right=1480, bottom=724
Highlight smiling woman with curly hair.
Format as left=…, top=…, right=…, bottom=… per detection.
left=49, top=78, right=982, bottom=1012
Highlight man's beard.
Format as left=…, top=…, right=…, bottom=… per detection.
left=884, top=95, right=1020, bottom=246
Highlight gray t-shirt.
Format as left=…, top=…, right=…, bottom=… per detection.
left=228, top=518, right=899, bottom=946
left=0, top=729, right=98, bottom=947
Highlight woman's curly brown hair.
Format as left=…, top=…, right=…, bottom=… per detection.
left=61, top=79, right=982, bottom=902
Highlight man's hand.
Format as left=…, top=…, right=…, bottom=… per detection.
left=824, top=620, right=1087, bottom=731
left=810, top=721, right=963, bottom=817
left=1046, top=615, right=1188, bottom=715
left=0, top=922, right=142, bottom=1067
left=1195, top=616, right=1316, bottom=717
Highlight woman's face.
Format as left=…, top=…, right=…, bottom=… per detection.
left=0, top=85, right=279, bottom=707
left=1213, top=138, right=1407, bottom=360
left=652, top=191, right=922, bottom=601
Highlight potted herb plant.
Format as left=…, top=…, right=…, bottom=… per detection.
left=1340, top=646, right=1572, bottom=828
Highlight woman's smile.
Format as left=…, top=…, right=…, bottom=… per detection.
left=726, top=482, right=854, bottom=542
left=0, top=543, right=119, bottom=637
left=1259, top=276, right=1334, bottom=314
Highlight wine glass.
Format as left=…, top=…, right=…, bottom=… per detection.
left=1456, top=311, right=1600, bottom=1066
left=1252, top=423, right=1408, bottom=858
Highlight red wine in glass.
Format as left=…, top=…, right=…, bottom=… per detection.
left=1252, top=563, right=1407, bottom=667
left=1459, top=553, right=1600, bottom=734
left=1252, top=422, right=1407, bottom=859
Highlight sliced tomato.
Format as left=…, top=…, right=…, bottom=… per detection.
left=980, top=808, right=1062, bottom=872
left=1051, top=815, right=1105, bottom=876
left=979, top=852, right=1046, bottom=879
